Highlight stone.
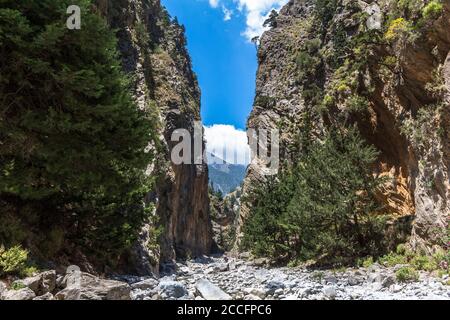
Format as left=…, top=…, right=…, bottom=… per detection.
left=196, top=279, right=231, bottom=300
left=382, top=275, right=396, bottom=288
left=265, top=280, right=285, bottom=294
left=33, top=292, right=55, bottom=300
left=365, top=3, right=382, bottom=30
left=12, top=276, right=40, bottom=294
left=55, top=272, right=130, bottom=300
left=252, top=258, right=269, bottom=267
left=347, top=276, right=360, bottom=286
left=0, top=281, right=7, bottom=296
left=244, top=294, right=262, bottom=300
left=131, top=278, right=159, bottom=291
left=12, top=270, right=56, bottom=296
left=249, top=288, right=266, bottom=299
left=323, top=286, right=337, bottom=300
left=2, top=288, right=36, bottom=300
left=39, top=270, right=57, bottom=294
left=324, top=275, right=338, bottom=284
left=158, top=280, right=188, bottom=299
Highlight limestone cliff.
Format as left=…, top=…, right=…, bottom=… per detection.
left=238, top=0, right=449, bottom=252
left=98, top=0, right=213, bottom=272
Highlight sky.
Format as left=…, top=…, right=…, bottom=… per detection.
left=161, top=0, right=288, bottom=164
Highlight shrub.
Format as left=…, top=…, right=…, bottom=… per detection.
left=422, top=1, right=443, bottom=20
left=0, top=245, right=28, bottom=275
left=384, top=18, right=411, bottom=41
left=11, top=282, right=26, bottom=290
left=379, top=252, right=408, bottom=267
left=358, top=256, right=374, bottom=268
left=396, top=266, right=419, bottom=282
left=411, top=255, right=437, bottom=271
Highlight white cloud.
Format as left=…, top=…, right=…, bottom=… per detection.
left=209, top=0, right=220, bottom=8
left=207, top=0, right=288, bottom=41
left=222, top=6, right=233, bottom=21
left=235, top=0, right=288, bottom=41
left=204, top=124, right=250, bottom=165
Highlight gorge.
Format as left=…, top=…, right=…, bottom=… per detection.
left=0, top=0, right=449, bottom=300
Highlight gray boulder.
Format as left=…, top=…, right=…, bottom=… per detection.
left=265, top=280, right=285, bottom=294
left=157, top=280, right=188, bottom=299
left=131, top=278, right=159, bottom=291
left=12, top=276, right=40, bottom=294
left=55, top=271, right=130, bottom=300
left=2, top=288, right=36, bottom=300
left=11, top=270, right=56, bottom=296
left=196, top=279, right=231, bottom=300
left=323, top=286, right=337, bottom=300
left=382, top=275, right=396, bottom=288
left=33, top=292, right=55, bottom=300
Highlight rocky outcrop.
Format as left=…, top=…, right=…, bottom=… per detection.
left=238, top=0, right=449, bottom=252
left=0, top=267, right=131, bottom=300
left=98, top=0, right=213, bottom=271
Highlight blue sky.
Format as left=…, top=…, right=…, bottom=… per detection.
left=162, top=0, right=256, bottom=129
left=161, top=0, right=288, bottom=164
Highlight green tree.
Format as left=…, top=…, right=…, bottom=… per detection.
left=243, top=128, right=387, bottom=265
left=0, top=0, right=156, bottom=263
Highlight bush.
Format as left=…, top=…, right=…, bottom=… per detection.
left=384, top=18, right=411, bottom=41
left=357, top=256, right=374, bottom=268
left=411, top=255, right=437, bottom=271
left=396, top=267, right=419, bottom=282
left=0, top=245, right=28, bottom=275
left=396, top=243, right=407, bottom=255
left=379, top=252, right=408, bottom=267
left=422, top=1, right=443, bottom=20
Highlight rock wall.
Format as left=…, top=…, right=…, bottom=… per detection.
left=98, top=0, right=213, bottom=272
left=238, top=0, right=449, bottom=252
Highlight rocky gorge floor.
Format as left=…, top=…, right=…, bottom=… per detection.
left=1, top=254, right=449, bottom=300
left=127, top=255, right=449, bottom=301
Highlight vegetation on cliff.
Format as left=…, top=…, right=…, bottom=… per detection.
left=242, top=0, right=448, bottom=267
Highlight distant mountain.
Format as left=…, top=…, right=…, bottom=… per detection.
left=207, top=152, right=247, bottom=195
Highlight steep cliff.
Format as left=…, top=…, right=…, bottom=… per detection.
left=99, top=0, right=213, bottom=271
left=238, top=0, right=449, bottom=253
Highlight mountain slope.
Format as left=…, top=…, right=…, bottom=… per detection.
left=207, top=153, right=247, bottom=195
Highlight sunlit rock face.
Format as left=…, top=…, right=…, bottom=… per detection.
left=237, top=0, right=449, bottom=252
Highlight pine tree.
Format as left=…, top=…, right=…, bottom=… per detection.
left=243, top=127, right=387, bottom=264
left=0, top=0, right=156, bottom=263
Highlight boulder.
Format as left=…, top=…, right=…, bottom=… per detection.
left=195, top=279, right=231, bottom=300
left=33, top=292, right=55, bottom=300
left=157, top=280, right=188, bottom=299
left=12, top=276, right=40, bottom=294
left=243, top=288, right=266, bottom=299
left=2, top=288, right=36, bottom=300
left=382, top=275, right=396, bottom=288
left=11, top=270, right=56, bottom=295
left=131, top=278, right=159, bottom=291
left=55, top=271, right=130, bottom=300
left=323, top=286, right=337, bottom=300
left=265, top=280, right=285, bottom=294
